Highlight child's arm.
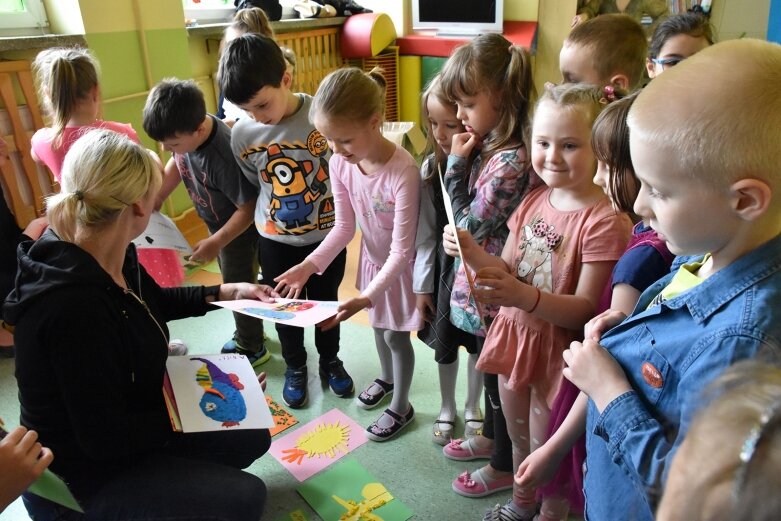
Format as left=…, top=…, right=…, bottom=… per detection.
left=442, top=225, right=509, bottom=272
left=516, top=392, right=588, bottom=489
left=275, top=160, right=355, bottom=298
left=475, top=260, right=616, bottom=331
left=413, top=179, right=437, bottom=322
left=189, top=199, right=256, bottom=264
left=154, top=156, right=183, bottom=211
left=0, top=425, right=54, bottom=512
left=443, top=146, right=529, bottom=244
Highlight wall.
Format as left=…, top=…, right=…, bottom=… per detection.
left=710, top=0, right=770, bottom=39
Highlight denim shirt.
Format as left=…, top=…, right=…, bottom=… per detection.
left=584, top=233, right=781, bottom=521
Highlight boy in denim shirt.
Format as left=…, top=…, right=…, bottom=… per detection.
left=218, top=34, right=353, bottom=409
left=563, top=39, right=781, bottom=520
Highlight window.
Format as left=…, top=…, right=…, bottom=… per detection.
left=183, top=0, right=234, bottom=24
left=0, top=0, right=49, bottom=30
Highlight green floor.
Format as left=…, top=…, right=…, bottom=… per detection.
left=0, top=308, right=521, bottom=520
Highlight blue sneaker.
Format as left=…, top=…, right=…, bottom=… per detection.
left=283, top=366, right=308, bottom=408
left=222, top=339, right=270, bottom=369
left=319, top=358, right=354, bottom=397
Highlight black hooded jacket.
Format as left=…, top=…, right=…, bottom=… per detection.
left=3, top=229, right=214, bottom=499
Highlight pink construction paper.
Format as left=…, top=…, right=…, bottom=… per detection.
left=269, top=408, right=368, bottom=481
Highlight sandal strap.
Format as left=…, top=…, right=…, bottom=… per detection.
left=465, top=417, right=484, bottom=423
left=372, top=378, right=394, bottom=392
left=434, top=418, right=456, bottom=427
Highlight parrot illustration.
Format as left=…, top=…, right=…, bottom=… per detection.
left=191, top=357, right=247, bottom=428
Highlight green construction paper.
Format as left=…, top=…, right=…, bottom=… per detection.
left=297, top=459, right=413, bottom=521
left=28, top=469, right=84, bottom=514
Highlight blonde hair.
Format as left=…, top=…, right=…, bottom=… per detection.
left=536, top=83, right=607, bottom=131
left=46, top=129, right=161, bottom=243
left=310, top=66, right=386, bottom=124
left=33, top=47, right=100, bottom=149
left=421, top=74, right=459, bottom=176
left=224, top=8, right=296, bottom=72
left=439, top=33, right=535, bottom=158
left=658, top=360, right=781, bottom=521
left=629, top=39, right=781, bottom=189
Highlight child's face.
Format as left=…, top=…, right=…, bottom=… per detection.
left=647, top=34, right=712, bottom=79
left=426, top=97, right=464, bottom=156
left=559, top=43, right=608, bottom=86
left=314, top=114, right=377, bottom=165
left=237, top=80, right=291, bottom=126
left=631, top=132, right=734, bottom=256
left=531, top=101, right=597, bottom=193
left=453, top=90, right=499, bottom=140
left=160, top=128, right=204, bottom=155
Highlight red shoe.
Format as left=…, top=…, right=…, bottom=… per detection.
left=443, top=437, right=493, bottom=461
left=452, top=467, right=514, bottom=498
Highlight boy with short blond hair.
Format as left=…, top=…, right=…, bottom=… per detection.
left=218, top=33, right=352, bottom=409
left=560, top=13, right=648, bottom=90
left=563, top=39, right=781, bottom=521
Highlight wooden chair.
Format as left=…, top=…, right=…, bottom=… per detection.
left=0, top=60, right=53, bottom=229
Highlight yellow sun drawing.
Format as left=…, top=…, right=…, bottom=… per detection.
left=281, top=420, right=351, bottom=464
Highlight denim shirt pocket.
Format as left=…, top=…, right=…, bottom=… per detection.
left=634, top=326, right=670, bottom=406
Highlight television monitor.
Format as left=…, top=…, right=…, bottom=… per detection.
left=412, top=0, right=503, bottom=37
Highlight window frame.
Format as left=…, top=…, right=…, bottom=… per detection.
left=0, top=0, right=49, bottom=30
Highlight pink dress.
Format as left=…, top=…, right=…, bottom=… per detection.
left=476, top=187, right=631, bottom=405
left=31, top=121, right=183, bottom=287
left=307, top=145, right=423, bottom=331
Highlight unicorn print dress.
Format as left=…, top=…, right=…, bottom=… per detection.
left=476, top=186, right=631, bottom=406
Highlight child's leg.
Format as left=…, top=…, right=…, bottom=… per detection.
left=258, top=237, right=307, bottom=369
left=219, top=230, right=265, bottom=354
left=486, top=372, right=513, bottom=473
left=436, top=357, right=458, bottom=438
left=373, top=327, right=394, bottom=383
left=498, top=376, right=537, bottom=515
left=530, top=388, right=569, bottom=521
left=464, top=353, right=484, bottom=437
left=365, top=329, right=415, bottom=441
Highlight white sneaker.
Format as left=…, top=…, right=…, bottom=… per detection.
left=168, top=339, right=188, bottom=356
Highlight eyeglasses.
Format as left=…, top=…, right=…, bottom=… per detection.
left=651, top=57, right=685, bottom=69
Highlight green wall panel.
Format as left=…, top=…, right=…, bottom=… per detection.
left=85, top=31, right=148, bottom=98
left=421, top=56, right=448, bottom=92
left=145, top=28, right=192, bottom=82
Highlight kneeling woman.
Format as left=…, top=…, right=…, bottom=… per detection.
left=4, top=129, right=275, bottom=521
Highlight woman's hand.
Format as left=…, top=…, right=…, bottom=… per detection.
left=219, top=283, right=279, bottom=303
left=451, top=132, right=480, bottom=158
left=0, top=426, right=53, bottom=511
left=318, top=296, right=371, bottom=331
left=473, top=267, right=526, bottom=308
left=274, top=260, right=318, bottom=299
left=563, top=339, right=631, bottom=412
left=583, top=309, right=628, bottom=341
left=416, top=294, right=435, bottom=323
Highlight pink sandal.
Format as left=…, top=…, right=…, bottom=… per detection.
left=452, top=467, right=514, bottom=498
left=443, top=437, right=493, bottom=461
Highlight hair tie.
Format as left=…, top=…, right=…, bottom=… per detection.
left=508, top=44, right=515, bottom=53
left=599, top=85, right=618, bottom=105
left=73, top=190, right=84, bottom=201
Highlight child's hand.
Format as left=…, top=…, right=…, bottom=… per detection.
left=22, top=216, right=48, bottom=240
left=473, top=267, right=525, bottom=308
left=584, top=309, right=628, bottom=341
left=563, top=339, right=632, bottom=412
left=416, top=294, right=435, bottom=323
left=515, top=443, right=561, bottom=490
left=0, top=426, right=53, bottom=510
left=219, top=283, right=279, bottom=303
left=319, top=297, right=371, bottom=331
left=190, top=237, right=221, bottom=265
left=451, top=132, right=480, bottom=159
left=442, top=225, right=479, bottom=261
left=274, top=260, right=318, bottom=299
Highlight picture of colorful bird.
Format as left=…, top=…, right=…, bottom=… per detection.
left=191, top=357, right=247, bottom=428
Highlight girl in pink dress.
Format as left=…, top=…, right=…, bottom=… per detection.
left=444, top=84, right=632, bottom=521
left=30, top=47, right=184, bottom=289
left=275, top=67, right=422, bottom=441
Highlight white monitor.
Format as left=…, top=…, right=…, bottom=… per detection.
left=412, top=0, right=504, bottom=38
